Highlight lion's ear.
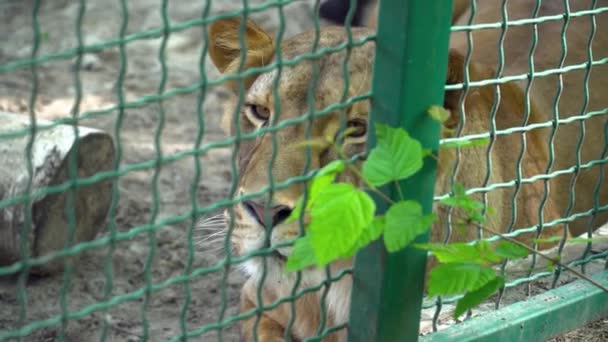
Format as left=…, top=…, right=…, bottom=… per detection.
left=442, top=49, right=468, bottom=129
left=208, top=16, right=275, bottom=91
left=442, top=49, right=497, bottom=129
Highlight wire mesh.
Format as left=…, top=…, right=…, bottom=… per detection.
left=0, top=0, right=360, bottom=340
left=423, top=0, right=608, bottom=334
left=0, top=0, right=607, bottom=341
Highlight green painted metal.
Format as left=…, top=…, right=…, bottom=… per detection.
left=421, top=270, right=608, bottom=342
left=347, top=0, right=453, bottom=341
left=1, top=0, right=608, bottom=340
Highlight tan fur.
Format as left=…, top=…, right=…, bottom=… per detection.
left=208, top=2, right=608, bottom=340
left=208, top=17, right=276, bottom=91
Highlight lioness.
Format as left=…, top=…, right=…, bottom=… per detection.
left=207, top=1, right=608, bottom=340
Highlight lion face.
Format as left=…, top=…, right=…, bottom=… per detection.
left=205, top=17, right=539, bottom=278
left=208, top=19, right=375, bottom=276
left=205, top=4, right=608, bottom=341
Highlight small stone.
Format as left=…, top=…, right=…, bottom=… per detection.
left=72, top=53, right=102, bottom=71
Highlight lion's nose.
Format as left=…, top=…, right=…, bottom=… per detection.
left=242, top=200, right=293, bottom=228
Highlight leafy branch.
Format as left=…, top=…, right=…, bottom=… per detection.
left=462, top=216, right=608, bottom=293
left=283, top=106, right=607, bottom=319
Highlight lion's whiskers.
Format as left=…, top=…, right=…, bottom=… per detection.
left=193, top=213, right=231, bottom=256
left=195, top=225, right=226, bottom=233
left=195, top=214, right=226, bottom=231
left=194, top=232, right=227, bottom=243
left=196, top=237, right=228, bottom=246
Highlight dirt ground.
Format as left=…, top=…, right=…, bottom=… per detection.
left=0, top=0, right=606, bottom=341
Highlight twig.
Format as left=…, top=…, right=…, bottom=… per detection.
left=466, top=218, right=608, bottom=293
left=332, top=144, right=395, bottom=205
left=423, top=149, right=440, bottom=162
left=366, top=184, right=395, bottom=205
left=345, top=163, right=395, bottom=204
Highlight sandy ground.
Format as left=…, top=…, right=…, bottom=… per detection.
left=0, top=0, right=606, bottom=341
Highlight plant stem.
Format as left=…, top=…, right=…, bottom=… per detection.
left=344, top=163, right=395, bottom=204
left=394, top=180, right=404, bottom=201
left=332, top=144, right=395, bottom=205
left=365, top=185, right=395, bottom=205
left=423, top=149, right=440, bottom=162
left=471, top=220, right=608, bottom=293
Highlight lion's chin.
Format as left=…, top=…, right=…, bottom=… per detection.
left=238, top=249, right=291, bottom=278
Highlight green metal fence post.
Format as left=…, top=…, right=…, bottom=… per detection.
left=347, top=0, right=454, bottom=341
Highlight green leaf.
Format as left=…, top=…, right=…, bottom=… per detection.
left=286, top=200, right=305, bottom=224
left=494, top=241, right=529, bottom=260
left=532, top=236, right=563, bottom=244
left=428, top=263, right=497, bottom=297
left=317, top=159, right=346, bottom=177
left=439, top=196, right=484, bottom=212
left=362, top=124, right=424, bottom=186
left=440, top=183, right=489, bottom=224
left=415, top=243, right=482, bottom=263
left=413, top=243, right=500, bottom=264
left=285, top=236, right=317, bottom=272
left=345, top=216, right=386, bottom=257
left=414, top=241, right=501, bottom=264
left=428, top=105, right=451, bottom=123
left=358, top=216, right=386, bottom=246
left=440, top=137, right=490, bottom=149
left=308, top=183, right=375, bottom=265
left=453, top=182, right=466, bottom=197
left=383, top=201, right=435, bottom=253
left=309, top=160, right=345, bottom=203
left=474, top=240, right=500, bottom=263
left=454, top=276, right=505, bottom=319
left=287, top=160, right=345, bottom=223
left=533, top=236, right=608, bottom=244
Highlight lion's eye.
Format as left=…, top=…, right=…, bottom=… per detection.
left=346, top=119, right=368, bottom=138
left=245, top=104, right=271, bottom=124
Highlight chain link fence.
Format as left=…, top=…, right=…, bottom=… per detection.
left=0, top=0, right=607, bottom=341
